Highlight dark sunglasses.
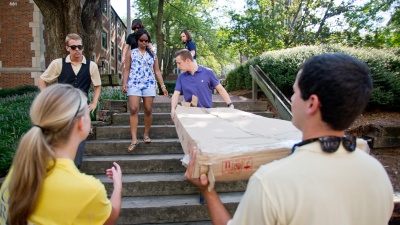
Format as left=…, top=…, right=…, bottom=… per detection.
left=133, top=26, right=142, bottom=30
left=291, top=135, right=356, bottom=154
left=69, top=45, right=83, bottom=50
left=139, top=39, right=149, bottom=43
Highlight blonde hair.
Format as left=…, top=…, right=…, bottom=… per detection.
left=65, top=33, right=82, bottom=45
left=8, top=84, right=87, bottom=225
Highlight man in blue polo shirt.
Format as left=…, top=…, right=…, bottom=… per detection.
left=170, top=48, right=234, bottom=205
left=170, top=49, right=234, bottom=121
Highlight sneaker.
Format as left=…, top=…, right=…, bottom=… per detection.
left=199, top=193, right=206, bottom=205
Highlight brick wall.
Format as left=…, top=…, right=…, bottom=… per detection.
left=0, top=0, right=126, bottom=89
left=0, top=0, right=36, bottom=89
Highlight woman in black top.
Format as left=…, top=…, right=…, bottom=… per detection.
left=122, top=19, right=153, bottom=63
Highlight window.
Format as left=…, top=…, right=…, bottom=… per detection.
left=104, top=62, right=109, bottom=74
left=102, top=30, right=108, bottom=49
left=173, top=68, right=181, bottom=74
left=102, top=0, right=108, bottom=16
left=118, top=21, right=121, bottom=37
left=119, top=73, right=122, bottom=79
left=118, top=48, right=122, bottom=62
left=111, top=41, right=114, bottom=58
left=111, top=69, right=115, bottom=75
left=111, top=12, right=115, bottom=27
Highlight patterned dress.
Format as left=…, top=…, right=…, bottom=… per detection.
left=128, top=49, right=156, bottom=90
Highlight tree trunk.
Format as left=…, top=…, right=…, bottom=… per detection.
left=162, top=20, right=170, bottom=79
left=313, top=0, right=334, bottom=42
left=156, top=0, right=164, bottom=72
left=165, top=47, right=177, bottom=78
left=33, top=0, right=101, bottom=60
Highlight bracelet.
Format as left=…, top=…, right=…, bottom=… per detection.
left=161, top=85, right=166, bottom=89
left=227, top=102, right=234, bottom=107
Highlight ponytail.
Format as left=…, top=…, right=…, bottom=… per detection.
left=7, top=84, right=87, bottom=224
left=8, top=127, right=55, bottom=225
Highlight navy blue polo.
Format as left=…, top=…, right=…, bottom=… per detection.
left=175, top=66, right=220, bottom=108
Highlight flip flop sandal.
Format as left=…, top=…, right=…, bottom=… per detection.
left=128, top=141, right=139, bottom=152
left=143, top=136, right=152, bottom=143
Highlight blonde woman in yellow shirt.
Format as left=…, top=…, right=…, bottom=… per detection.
left=0, top=84, right=122, bottom=225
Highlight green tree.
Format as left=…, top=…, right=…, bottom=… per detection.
left=132, top=0, right=233, bottom=76
left=386, top=5, right=400, bottom=47
left=223, top=0, right=399, bottom=57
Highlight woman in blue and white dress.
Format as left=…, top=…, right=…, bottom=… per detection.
left=122, top=28, right=168, bottom=152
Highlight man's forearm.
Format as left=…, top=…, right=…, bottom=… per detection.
left=92, top=85, right=101, bottom=104
left=217, top=85, right=232, bottom=105
left=38, top=78, right=47, bottom=91
left=171, top=94, right=179, bottom=112
left=202, top=189, right=232, bottom=225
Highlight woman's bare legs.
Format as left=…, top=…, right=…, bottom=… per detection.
left=128, top=96, right=141, bottom=146
left=142, top=96, right=154, bottom=142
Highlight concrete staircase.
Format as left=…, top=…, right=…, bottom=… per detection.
left=83, top=96, right=273, bottom=224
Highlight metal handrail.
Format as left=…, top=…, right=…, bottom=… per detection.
left=249, top=65, right=292, bottom=121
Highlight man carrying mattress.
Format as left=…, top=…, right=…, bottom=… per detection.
left=184, top=53, right=394, bottom=225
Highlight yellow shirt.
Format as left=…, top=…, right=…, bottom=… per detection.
left=40, top=55, right=101, bottom=86
left=0, top=159, right=111, bottom=225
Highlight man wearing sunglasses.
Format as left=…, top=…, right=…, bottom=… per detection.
left=184, top=53, right=394, bottom=225
left=38, top=33, right=101, bottom=170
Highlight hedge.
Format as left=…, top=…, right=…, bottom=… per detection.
left=226, top=45, right=400, bottom=111
left=0, top=85, right=38, bottom=98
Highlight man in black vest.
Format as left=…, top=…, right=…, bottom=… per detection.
left=39, top=33, right=101, bottom=169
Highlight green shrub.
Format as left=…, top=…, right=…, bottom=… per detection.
left=1, top=86, right=132, bottom=176
left=226, top=45, right=400, bottom=111
left=0, top=85, right=38, bottom=98
left=0, top=92, right=37, bottom=177
left=157, top=81, right=176, bottom=95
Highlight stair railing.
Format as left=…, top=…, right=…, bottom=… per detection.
left=249, top=65, right=292, bottom=121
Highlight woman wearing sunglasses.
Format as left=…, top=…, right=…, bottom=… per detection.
left=122, top=28, right=168, bottom=152
left=122, top=19, right=153, bottom=64
left=0, top=84, right=122, bottom=224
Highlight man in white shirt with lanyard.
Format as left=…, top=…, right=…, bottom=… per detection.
left=184, top=53, right=394, bottom=225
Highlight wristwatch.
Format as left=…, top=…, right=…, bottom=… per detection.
left=227, top=102, right=234, bottom=107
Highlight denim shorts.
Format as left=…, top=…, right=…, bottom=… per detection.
left=127, top=86, right=156, bottom=97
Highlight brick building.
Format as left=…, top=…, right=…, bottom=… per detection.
left=0, top=0, right=127, bottom=89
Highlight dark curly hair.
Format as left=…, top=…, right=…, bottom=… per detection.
left=134, top=28, right=154, bottom=58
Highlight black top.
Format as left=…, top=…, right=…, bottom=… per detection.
left=126, top=33, right=152, bottom=50
left=58, top=57, right=91, bottom=96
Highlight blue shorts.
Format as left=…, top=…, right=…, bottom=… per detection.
left=127, top=86, right=156, bottom=97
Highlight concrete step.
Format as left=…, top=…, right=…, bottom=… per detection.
left=136, top=222, right=212, bottom=225
left=95, top=125, right=177, bottom=140
left=111, top=111, right=274, bottom=126
left=116, top=192, right=243, bottom=224
left=81, top=154, right=185, bottom=175
left=95, top=172, right=248, bottom=197
left=253, top=111, right=274, bottom=118
left=85, top=139, right=183, bottom=156
left=113, top=112, right=174, bottom=126
left=101, top=99, right=271, bottom=114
